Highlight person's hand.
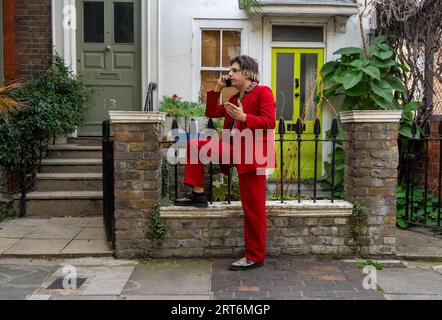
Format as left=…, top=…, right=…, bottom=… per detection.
left=225, top=100, right=247, bottom=123
left=214, top=75, right=230, bottom=92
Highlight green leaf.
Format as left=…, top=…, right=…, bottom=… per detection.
left=370, top=59, right=398, bottom=69
left=373, top=50, right=393, bottom=60
left=321, top=61, right=339, bottom=75
left=334, top=47, right=363, bottom=56
left=341, top=96, right=359, bottom=111
left=361, top=66, right=381, bottom=80
left=403, top=101, right=420, bottom=113
left=370, top=80, right=394, bottom=102
left=372, top=93, right=393, bottom=110
left=399, top=126, right=413, bottom=138
left=397, top=218, right=408, bottom=229
left=343, top=71, right=363, bottom=90
left=385, top=75, right=407, bottom=93
left=346, top=82, right=368, bottom=97
left=350, top=59, right=370, bottom=68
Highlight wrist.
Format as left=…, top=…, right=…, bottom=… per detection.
left=214, top=85, right=223, bottom=93
left=241, top=114, right=247, bottom=123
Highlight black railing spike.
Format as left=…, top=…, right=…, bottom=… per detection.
left=295, top=118, right=303, bottom=136
left=279, top=118, right=286, bottom=135
left=424, top=121, right=431, bottom=138
left=411, top=121, right=417, bottom=138
left=331, top=119, right=339, bottom=137
left=314, top=119, right=321, bottom=136
left=208, top=118, right=214, bottom=130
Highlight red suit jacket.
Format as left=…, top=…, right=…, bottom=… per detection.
left=205, top=85, right=277, bottom=175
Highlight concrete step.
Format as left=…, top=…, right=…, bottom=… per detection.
left=40, top=159, right=103, bottom=173
left=13, top=191, right=103, bottom=217
left=35, top=173, right=103, bottom=192
left=48, top=144, right=102, bottom=159
left=67, top=137, right=102, bottom=146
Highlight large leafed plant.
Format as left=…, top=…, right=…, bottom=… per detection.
left=319, top=36, right=417, bottom=111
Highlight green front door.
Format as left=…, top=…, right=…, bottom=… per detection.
left=271, top=48, right=324, bottom=181
left=77, top=0, right=141, bottom=136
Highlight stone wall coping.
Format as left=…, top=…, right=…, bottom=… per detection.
left=340, top=110, right=403, bottom=123
left=109, top=111, right=167, bottom=124
left=161, top=200, right=353, bottom=219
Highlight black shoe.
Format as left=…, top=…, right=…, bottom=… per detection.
left=228, top=258, right=264, bottom=271
left=174, top=192, right=209, bottom=208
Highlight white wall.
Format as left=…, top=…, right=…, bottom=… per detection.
left=158, top=0, right=257, bottom=102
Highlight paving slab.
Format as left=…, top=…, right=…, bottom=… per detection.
left=3, top=239, right=71, bottom=256
left=0, top=265, right=56, bottom=300
left=0, top=238, right=20, bottom=254
left=85, top=217, right=104, bottom=228
left=122, top=260, right=212, bottom=296
left=397, top=228, right=442, bottom=260
left=60, top=239, right=112, bottom=255
left=0, top=225, right=36, bottom=239
left=2, top=219, right=49, bottom=227
left=385, top=294, right=442, bottom=300
left=26, top=226, right=82, bottom=240
left=46, top=217, right=92, bottom=228
left=34, top=266, right=135, bottom=297
left=74, top=228, right=107, bottom=240
left=377, top=268, right=442, bottom=295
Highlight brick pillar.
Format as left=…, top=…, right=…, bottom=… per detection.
left=341, top=110, right=402, bottom=256
left=110, top=111, right=166, bottom=259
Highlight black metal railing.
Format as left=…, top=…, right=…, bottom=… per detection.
left=167, top=117, right=341, bottom=204
left=102, top=120, right=116, bottom=248
left=144, top=82, right=157, bottom=112
left=401, top=120, right=442, bottom=230
left=19, top=131, right=27, bottom=217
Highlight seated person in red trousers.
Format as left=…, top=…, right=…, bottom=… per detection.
left=174, top=55, right=276, bottom=271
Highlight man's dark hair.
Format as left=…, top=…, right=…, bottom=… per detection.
left=230, top=55, right=260, bottom=84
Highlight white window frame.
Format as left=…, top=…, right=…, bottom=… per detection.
left=192, top=19, right=250, bottom=102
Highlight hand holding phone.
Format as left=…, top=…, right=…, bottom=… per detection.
left=225, top=79, right=232, bottom=88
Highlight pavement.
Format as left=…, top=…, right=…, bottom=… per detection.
left=0, top=218, right=441, bottom=301
left=0, top=218, right=112, bottom=258
left=0, top=257, right=440, bottom=300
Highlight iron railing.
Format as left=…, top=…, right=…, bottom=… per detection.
left=168, top=117, right=341, bottom=204
left=102, top=120, right=116, bottom=248
left=401, top=120, right=442, bottom=230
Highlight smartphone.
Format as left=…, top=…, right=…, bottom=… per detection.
left=225, top=79, right=232, bottom=88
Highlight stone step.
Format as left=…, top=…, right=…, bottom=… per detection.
left=47, top=144, right=102, bottom=159
left=35, top=173, right=103, bottom=192
left=13, top=191, right=103, bottom=217
left=67, top=137, right=102, bottom=146
left=40, top=159, right=103, bottom=173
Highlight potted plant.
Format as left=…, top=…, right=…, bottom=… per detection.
left=318, top=35, right=419, bottom=122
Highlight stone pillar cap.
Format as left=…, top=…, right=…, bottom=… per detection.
left=109, top=111, right=167, bottom=124
left=340, top=110, right=403, bottom=123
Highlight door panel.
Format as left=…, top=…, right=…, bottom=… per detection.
left=271, top=48, right=324, bottom=181
left=77, top=0, right=141, bottom=136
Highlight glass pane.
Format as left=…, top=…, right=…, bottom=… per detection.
left=273, top=26, right=323, bottom=42
left=84, top=2, right=104, bottom=43
left=202, top=31, right=220, bottom=67
left=300, top=54, right=318, bottom=121
left=276, top=53, right=294, bottom=121
left=200, top=71, right=237, bottom=104
left=114, top=3, right=134, bottom=43
left=222, top=31, right=241, bottom=67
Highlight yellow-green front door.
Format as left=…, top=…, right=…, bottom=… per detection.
left=271, top=48, right=324, bottom=181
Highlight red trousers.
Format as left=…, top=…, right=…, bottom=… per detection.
left=183, top=139, right=267, bottom=264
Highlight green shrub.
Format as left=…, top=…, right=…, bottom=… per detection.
left=0, top=54, right=91, bottom=171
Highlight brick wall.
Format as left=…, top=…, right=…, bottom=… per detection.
left=3, top=0, right=52, bottom=81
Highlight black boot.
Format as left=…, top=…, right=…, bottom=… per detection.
left=174, top=192, right=209, bottom=208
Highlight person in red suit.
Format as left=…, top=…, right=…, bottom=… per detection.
left=174, top=55, right=276, bottom=271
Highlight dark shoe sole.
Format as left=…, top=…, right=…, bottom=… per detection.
left=228, top=263, right=264, bottom=272
left=173, top=202, right=209, bottom=208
